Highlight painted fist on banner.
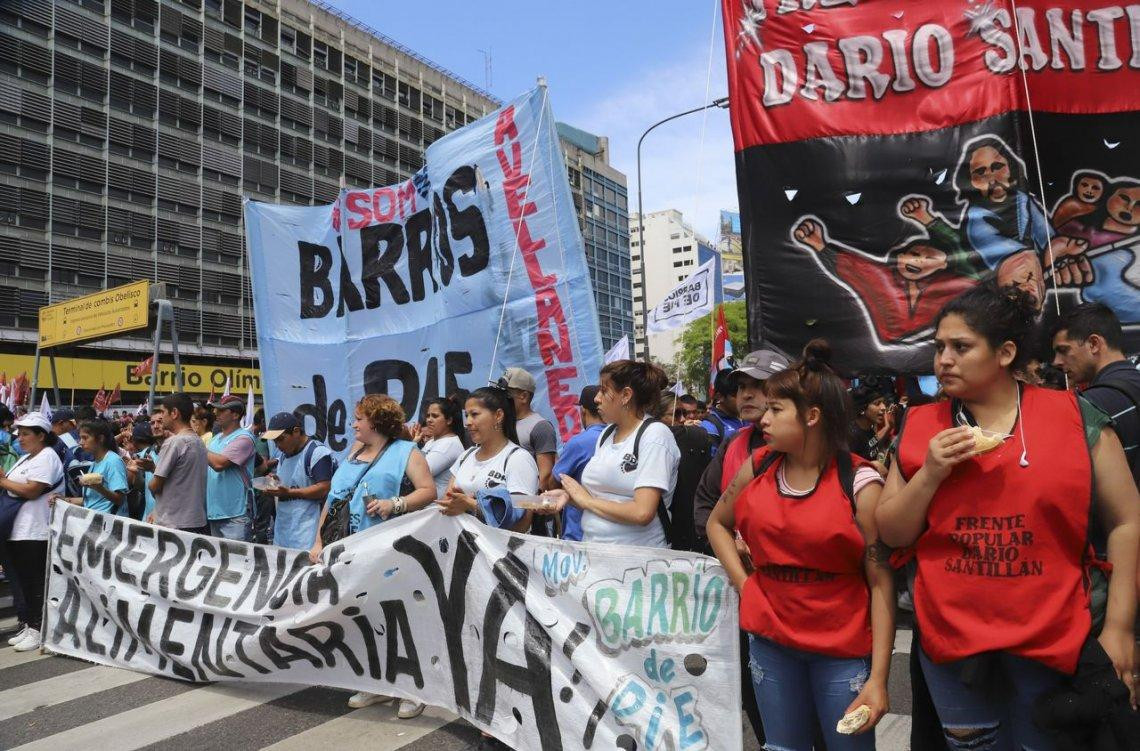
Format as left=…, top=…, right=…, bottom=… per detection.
left=1048, top=236, right=1093, bottom=287
left=899, top=196, right=935, bottom=227
left=793, top=218, right=827, bottom=253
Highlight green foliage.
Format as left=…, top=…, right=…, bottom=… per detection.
left=677, top=302, right=748, bottom=398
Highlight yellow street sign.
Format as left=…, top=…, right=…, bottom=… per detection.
left=38, top=280, right=151, bottom=348
left=0, top=354, right=262, bottom=395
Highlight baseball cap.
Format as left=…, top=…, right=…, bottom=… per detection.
left=734, top=349, right=790, bottom=382
left=14, top=412, right=52, bottom=432
left=262, top=411, right=301, bottom=440
left=502, top=367, right=536, bottom=393
left=208, top=394, right=245, bottom=413
left=577, top=385, right=600, bottom=416
left=52, top=407, right=76, bottom=423
left=131, top=423, right=153, bottom=442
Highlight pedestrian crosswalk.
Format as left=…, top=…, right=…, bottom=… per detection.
left=0, top=611, right=918, bottom=751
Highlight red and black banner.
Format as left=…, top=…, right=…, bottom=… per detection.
left=723, top=0, right=1140, bottom=373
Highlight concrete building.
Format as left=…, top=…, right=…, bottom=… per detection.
left=630, top=209, right=716, bottom=364
left=557, top=122, right=633, bottom=352
left=0, top=0, right=497, bottom=400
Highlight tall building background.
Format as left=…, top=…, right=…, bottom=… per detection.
left=630, top=209, right=716, bottom=365
left=557, top=122, right=632, bottom=352
left=0, top=0, right=627, bottom=402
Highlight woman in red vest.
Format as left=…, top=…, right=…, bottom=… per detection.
left=708, top=339, right=896, bottom=750
left=876, top=283, right=1139, bottom=749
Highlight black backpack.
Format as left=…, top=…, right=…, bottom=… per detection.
left=598, top=419, right=677, bottom=546
left=1085, top=378, right=1140, bottom=481
left=752, top=448, right=859, bottom=514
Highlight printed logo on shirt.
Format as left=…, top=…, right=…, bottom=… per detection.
left=484, top=470, right=508, bottom=488
left=620, top=452, right=638, bottom=473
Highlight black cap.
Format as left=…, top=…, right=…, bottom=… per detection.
left=262, top=411, right=300, bottom=440
left=131, top=423, right=153, bottom=442
left=577, top=385, right=600, bottom=416
left=52, top=407, right=76, bottom=422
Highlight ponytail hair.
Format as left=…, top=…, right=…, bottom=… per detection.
left=423, top=395, right=471, bottom=447
left=764, top=339, right=851, bottom=459
left=467, top=384, right=519, bottom=445
left=600, top=360, right=669, bottom=414
left=935, top=282, right=1038, bottom=370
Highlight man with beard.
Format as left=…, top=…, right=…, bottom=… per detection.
left=950, top=135, right=1091, bottom=285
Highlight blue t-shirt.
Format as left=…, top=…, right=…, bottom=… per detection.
left=700, top=409, right=745, bottom=446
left=81, top=452, right=129, bottom=515
left=325, top=440, right=415, bottom=535
left=552, top=423, right=606, bottom=542
left=137, top=445, right=159, bottom=521
left=273, top=440, right=335, bottom=550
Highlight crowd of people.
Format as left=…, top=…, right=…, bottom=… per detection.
left=1, top=285, right=1139, bottom=749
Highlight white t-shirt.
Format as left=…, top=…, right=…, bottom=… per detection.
left=449, top=442, right=539, bottom=497
left=8, top=448, right=64, bottom=541
left=579, top=420, right=680, bottom=548
left=422, top=435, right=465, bottom=497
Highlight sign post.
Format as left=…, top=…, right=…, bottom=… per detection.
left=29, top=281, right=181, bottom=412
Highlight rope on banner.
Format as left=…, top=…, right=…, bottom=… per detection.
left=486, top=86, right=552, bottom=383
left=1007, top=0, right=1063, bottom=319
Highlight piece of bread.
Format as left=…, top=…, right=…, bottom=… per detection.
left=836, top=704, right=871, bottom=735
left=78, top=472, right=103, bottom=486
left=968, top=426, right=1005, bottom=455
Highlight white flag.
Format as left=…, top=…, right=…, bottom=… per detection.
left=240, top=385, right=255, bottom=430
left=603, top=335, right=629, bottom=364
left=135, top=402, right=147, bottom=417
left=670, top=381, right=685, bottom=396
left=222, top=376, right=232, bottom=398
left=647, top=257, right=717, bottom=333
left=40, top=393, right=52, bottom=422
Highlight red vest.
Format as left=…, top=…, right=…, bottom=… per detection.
left=896, top=386, right=1092, bottom=674
left=721, top=424, right=757, bottom=493
left=734, top=448, right=873, bottom=657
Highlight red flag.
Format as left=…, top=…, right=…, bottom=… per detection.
left=11, top=373, right=28, bottom=406
left=131, top=356, right=155, bottom=378
left=710, top=305, right=729, bottom=397
left=93, top=387, right=108, bottom=413
left=108, top=383, right=122, bottom=406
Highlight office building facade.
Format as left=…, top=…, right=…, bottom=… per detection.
left=0, top=0, right=498, bottom=373
left=557, top=122, right=632, bottom=353
left=630, top=209, right=716, bottom=364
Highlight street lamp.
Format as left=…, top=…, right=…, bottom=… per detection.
left=634, top=96, right=730, bottom=359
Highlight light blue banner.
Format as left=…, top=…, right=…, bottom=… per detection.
left=245, top=87, right=604, bottom=453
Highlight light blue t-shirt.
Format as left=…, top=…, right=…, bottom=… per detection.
left=137, top=445, right=159, bottom=521
left=81, top=452, right=129, bottom=515
left=273, top=440, right=335, bottom=550
left=325, top=440, right=415, bottom=535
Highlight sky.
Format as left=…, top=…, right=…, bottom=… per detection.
left=329, top=0, right=736, bottom=240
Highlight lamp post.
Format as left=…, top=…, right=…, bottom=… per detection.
left=634, top=96, right=730, bottom=360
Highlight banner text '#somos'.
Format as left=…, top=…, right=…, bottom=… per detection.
left=494, top=105, right=582, bottom=442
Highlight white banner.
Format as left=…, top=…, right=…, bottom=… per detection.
left=244, top=87, right=604, bottom=453
left=44, top=505, right=742, bottom=751
left=647, top=258, right=717, bottom=334
left=603, top=335, right=630, bottom=364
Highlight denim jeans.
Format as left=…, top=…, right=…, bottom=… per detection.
left=918, top=643, right=1065, bottom=751
left=747, top=635, right=874, bottom=751
left=210, top=514, right=252, bottom=542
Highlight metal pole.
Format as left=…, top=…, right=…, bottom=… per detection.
left=147, top=302, right=164, bottom=412
left=48, top=352, right=61, bottom=407
left=165, top=302, right=184, bottom=391
left=29, top=342, right=41, bottom=409
left=634, top=97, right=729, bottom=361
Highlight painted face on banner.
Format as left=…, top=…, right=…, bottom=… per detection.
left=969, top=146, right=1013, bottom=204
left=895, top=244, right=948, bottom=281
left=1077, top=176, right=1105, bottom=204
left=1106, top=187, right=1140, bottom=228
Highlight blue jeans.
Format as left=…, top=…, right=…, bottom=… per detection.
left=918, top=643, right=1064, bottom=751
left=210, top=515, right=252, bottom=542
left=747, top=635, right=874, bottom=751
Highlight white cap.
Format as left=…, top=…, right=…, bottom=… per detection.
left=13, top=412, right=52, bottom=432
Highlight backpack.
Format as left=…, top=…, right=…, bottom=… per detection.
left=598, top=419, right=676, bottom=546
left=751, top=448, right=860, bottom=514
left=705, top=412, right=727, bottom=444
left=301, top=440, right=338, bottom=481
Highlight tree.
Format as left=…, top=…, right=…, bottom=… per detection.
left=677, top=302, right=748, bottom=398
